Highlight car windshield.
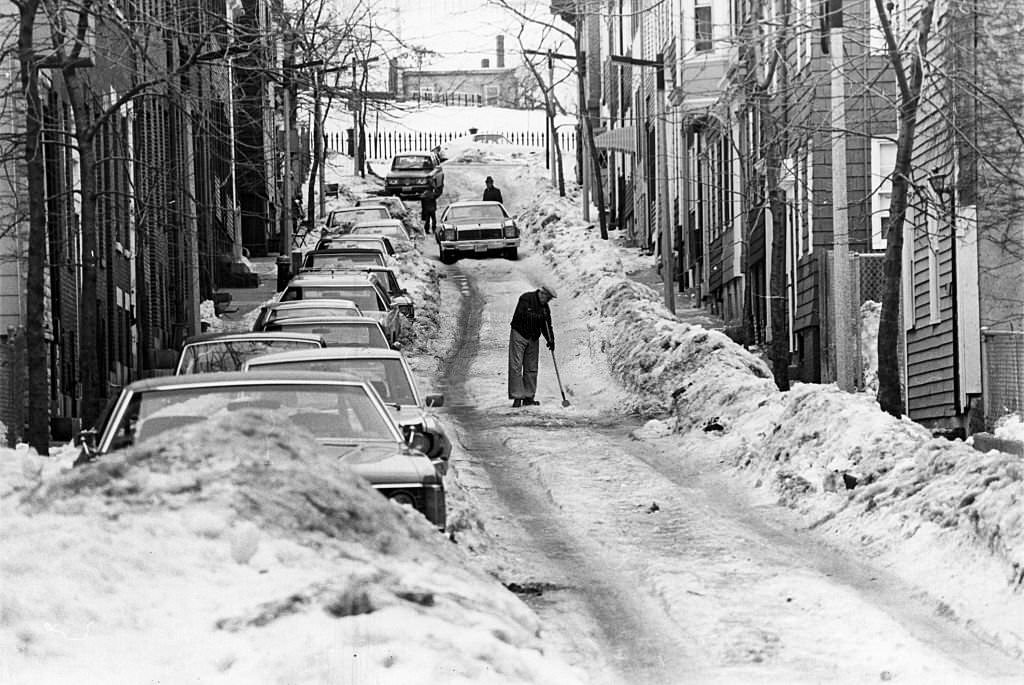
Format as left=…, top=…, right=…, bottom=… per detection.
left=328, top=207, right=388, bottom=226
left=111, top=382, right=397, bottom=445
left=350, top=225, right=406, bottom=241
left=265, top=305, right=361, bottom=323
left=317, top=238, right=385, bottom=252
left=280, top=286, right=382, bottom=311
left=304, top=252, right=386, bottom=268
left=444, top=204, right=507, bottom=222
left=262, top=322, right=389, bottom=348
left=249, top=359, right=416, bottom=405
left=392, top=155, right=432, bottom=171
left=176, top=339, right=321, bottom=374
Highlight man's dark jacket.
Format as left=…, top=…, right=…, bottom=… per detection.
left=511, top=290, right=553, bottom=344
left=483, top=186, right=503, bottom=203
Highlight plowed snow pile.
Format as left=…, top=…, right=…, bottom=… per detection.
left=511, top=163, right=1024, bottom=659
left=0, top=414, right=581, bottom=684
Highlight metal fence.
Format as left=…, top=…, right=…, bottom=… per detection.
left=0, top=329, right=27, bottom=446
left=324, top=129, right=578, bottom=161
left=982, top=329, right=1024, bottom=428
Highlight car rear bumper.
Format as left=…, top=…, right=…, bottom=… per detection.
left=440, top=239, right=519, bottom=252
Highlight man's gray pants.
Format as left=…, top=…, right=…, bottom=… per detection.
left=508, top=329, right=540, bottom=400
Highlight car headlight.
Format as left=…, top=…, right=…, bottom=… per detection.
left=443, top=228, right=456, bottom=241
left=408, top=432, right=431, bottom=454
left=503, top=221, right=518, bottom=238
left=390, top=491, right=416, bottom=507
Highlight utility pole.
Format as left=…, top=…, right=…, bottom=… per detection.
left=826, top=3, right=855, bottom=389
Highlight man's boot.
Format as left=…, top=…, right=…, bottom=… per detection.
left=511, top=398, right=523, bottom=407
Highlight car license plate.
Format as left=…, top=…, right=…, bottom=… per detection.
left=474, top=244, right=487, bottom=252
left=402, top=186, right=413, bottom=193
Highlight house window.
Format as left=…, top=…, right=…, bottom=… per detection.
left=871, top=138, right=897, bottom=250
left=483, top=85, right=500, bottom=106
left=927, top=210, right=941, bottom=324
left=796, top=0, right=812, bottom=68
left=695, top=1, right=713, bottom=53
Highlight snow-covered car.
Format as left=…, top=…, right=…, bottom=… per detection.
left=259, top=316, right=392, bottom=350
left=325, top=205, right=391, bottom=233
left=356, top=196, right=408, bottom=219
left=278, top=272, right=403, bottom=345
left=384, top=150, right=444, bottom=198
left=174, top=331, right=326, bottom=375
left=313, top=234, right=395, bottom=258
left=242, top=349, right=451, bottom=469
left=251, top=299, right=364, bottom=331
left=436, top=200, right=520, bottom=264
left=74, top=371, right=446, bottom=528
left=349, top=219, right=413, bottom=246
left=438, top=132, right=512, bottom=162
left=312, top=265, right=415, bottom=320
left=301, top=249, right=388, bottom=270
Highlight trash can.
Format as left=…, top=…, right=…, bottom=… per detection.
left=276, top=255, right=292, bottom=291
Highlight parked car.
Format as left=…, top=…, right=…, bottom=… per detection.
left=174, top=332, right=326, bottom=375
left=325, top=205, right=391, bottom=233
left=260, top=316, right=392, bottom=350
left=278, top=273, right=403, bottom=344
left=436, top=200, right=520, bottom=264
left=251, top=299, right=363, bottom=331
left=74, top=371, right=446, bottom=528
left=242, top=349, right=451, bottom=469
left=438, top=132, right=513, bottom=162
left=356, top=196, right=408, bottom=219
left=313, top=234, right=395, bottom=257
left=301, top=249, right=388, bottom=270
left=384, top=150, right=444, bottom=198
left=349, top=219, right=412, bottom=246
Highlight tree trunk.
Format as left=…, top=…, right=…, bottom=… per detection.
left=19, top=0, right=50, bottom=454
left=583, top=115, right=608, bottom=238
left=768, top=188, right=790, bottom=390
left=306, top=82, right=322, bottom=228
left=875, top=0, right=935, bottom=417
left=67, top=75, right=103, bottom=425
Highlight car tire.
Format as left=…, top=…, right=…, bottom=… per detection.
left=504, top=247, right=518, bottom=260
left=440, top=250, right=457, bottom=265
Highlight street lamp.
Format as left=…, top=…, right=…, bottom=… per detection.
left=927, top=168, right=961, bottom=415
left=610, top=53, right=673, bottom=314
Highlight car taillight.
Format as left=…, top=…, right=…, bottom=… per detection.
left=443, top=228, right=456, bottom=240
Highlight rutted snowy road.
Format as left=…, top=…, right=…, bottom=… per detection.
left=426, top=164, right=1024, bottom=684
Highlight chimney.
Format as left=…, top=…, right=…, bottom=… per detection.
left=481, top=58, right=490, bottom=68
left=496, top=35, right=505, bottom=68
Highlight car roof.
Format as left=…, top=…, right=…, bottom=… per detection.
left=181, top=331, right=326, bottom=346
left=286, top=273, right=380, bottom=286
left=246, top=347, right=404, bottom=365
left=265, top=298, right=360, bottom=310
left=122, top=370, right=374, bottom=392
left=445, top=200, right=505, bottom=209
left=351, top=219, right=404, bottom=228
left=265, top=316, right=380, bottom=326
left=393, top=150, right=436, bottom=157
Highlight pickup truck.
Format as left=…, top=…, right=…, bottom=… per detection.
left=384, top=150, right=444, bottom=199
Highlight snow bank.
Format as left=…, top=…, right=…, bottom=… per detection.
left=511, top=161, right=1024, bottom=657
left=0, top=415, right=582, bottom=683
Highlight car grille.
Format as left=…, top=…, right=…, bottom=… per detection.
left=455, top=228, right=503, bottom=240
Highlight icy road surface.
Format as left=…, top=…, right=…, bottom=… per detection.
left=426, top=164, right=1024, bottom=684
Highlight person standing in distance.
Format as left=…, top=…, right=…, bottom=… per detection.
left=419, top=188, right=437, bottom=234
left=508, top=285, right=556, bottom=407
left=482, top=176, right=503, bottom=203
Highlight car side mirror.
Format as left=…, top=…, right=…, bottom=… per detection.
left=425, top=394, right=444, bottom=408
left=74, top=427, right=97, bottom=449
left=391, top=341, right=402, bottom=351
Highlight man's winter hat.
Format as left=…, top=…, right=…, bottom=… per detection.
left=540, top=285, right=557, bottom=299
left=485, top=176, right=494, bottom=183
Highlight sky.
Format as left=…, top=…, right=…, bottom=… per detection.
left=4, top=106, right=1024, bottom=682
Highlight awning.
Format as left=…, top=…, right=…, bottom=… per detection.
left=593, top=126, right=636, bottom=155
